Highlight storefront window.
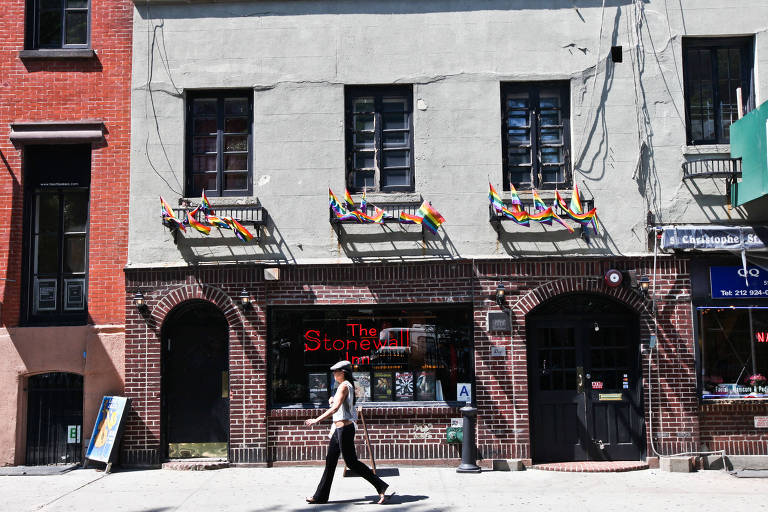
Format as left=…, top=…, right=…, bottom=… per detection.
left=269, top=306, right=474, bottom=406
left=700, top=308, right=768, bottom=399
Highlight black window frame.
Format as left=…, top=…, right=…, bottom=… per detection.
left=185, top=90, right=254, bottom=198
left=501, top=81, right=571, bottom=191
left=345, top=85, right=415, bottom=193
left=25, top=0, right=91, bottom=50
left=21, top=145, right=91, bottom=326
left=683, top=36, right=754, bottom=145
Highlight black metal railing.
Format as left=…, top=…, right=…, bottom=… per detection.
left=489, top=197, right=595, bottom=222
left=172, top=204, right=268, bottom=227
left=682, top=158, right=742, bottom=180
left=329, top=200, right=422, bottom=224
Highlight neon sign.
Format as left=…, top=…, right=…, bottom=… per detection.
left=304, top=323, right=411, bottom=364
left=755, top=332, right=768, bottom=343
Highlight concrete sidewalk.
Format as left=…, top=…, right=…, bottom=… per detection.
left=1, top=465, right=767, bottom=512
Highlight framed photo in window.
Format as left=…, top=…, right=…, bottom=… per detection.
left=34, top=278, right=57, bottom=312
left=64, top=278, right=86, bottom=311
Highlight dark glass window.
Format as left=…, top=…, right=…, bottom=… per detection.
left=186, top=91, right=253, bottom=198
left=502, top=82, right=570, bottom=190
left=345, top=86, right=414, bottom=193
left=23, top=145, right=90, bottom=324
left=699, top=308, right=768, bottom=399
left=683, top=37, right=754, bottom=145
left=26, top=0, right=89, bottom=49
left=269, top=306, right=474, bottom=406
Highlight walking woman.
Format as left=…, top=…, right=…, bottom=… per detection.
left=304, top=361, right=394, bottom=504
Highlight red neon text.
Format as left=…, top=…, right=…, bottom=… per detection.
left=756, top=332, right=768, bottom=343
left=303, top=324, right=410, bottom=364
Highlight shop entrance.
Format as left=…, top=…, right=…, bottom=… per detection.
left=25, top=372, right=83, bottom=465
left=526, top=293, right=645, bottom=462
left=162, top=300, right=229, bottom=459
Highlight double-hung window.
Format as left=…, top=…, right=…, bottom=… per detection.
left=24, top=145, right=90, bottom=324
left=683, top=37, right=754, bottom=145
left=186, top=91, right=253, bottom=198
left=26, top=0, right=90, bottom=49
left=345, top=86, right=414, bottom=193
left=501, top=82, right=570, bottom=190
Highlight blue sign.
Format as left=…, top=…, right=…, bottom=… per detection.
left=85, top=396, right=130, bottom=463
left=710, top=266, right=768, bottom=299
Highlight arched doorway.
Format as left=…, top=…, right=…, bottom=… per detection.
left=526, top=293, right=645, bottom=462
left=26, top=372, right=83, bottom=465
left=162, top=300, right=229, bottom=459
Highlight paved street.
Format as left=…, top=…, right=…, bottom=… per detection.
left=2, top=465, right=767, bottom=512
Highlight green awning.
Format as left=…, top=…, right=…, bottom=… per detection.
left=731, top=100, right=768, bottom=206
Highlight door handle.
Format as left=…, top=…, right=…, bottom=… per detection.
left=577, top=366, right=584, bottom=393
left=221, top=371, right=229, bottom=398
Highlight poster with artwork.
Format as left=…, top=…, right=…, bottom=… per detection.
left=415, top=371, right=436, bottom=401
left=353, top=372, right=371, bottom=402
left=373, top=372, right=393, bottom=401
left=395, top=372, right=413, bottom=401
left=308, top=373, right=329, bottom=403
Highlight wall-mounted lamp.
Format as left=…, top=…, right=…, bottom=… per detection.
left=238, top=288, right=252, bottom=309
left=495, top=283, right=506, bottom=308
left=627, top=270, right=651, bottom=298
left=133, top=291, right=148, bottom=312
left=638, top=276, right=650, bottom=296
left=594, top=321, right=600, bottom=332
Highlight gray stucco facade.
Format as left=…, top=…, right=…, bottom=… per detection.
left=128, top=0, right=768, bottom=267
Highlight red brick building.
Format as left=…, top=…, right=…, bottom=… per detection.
left=0, top=0, right=132, bottom=466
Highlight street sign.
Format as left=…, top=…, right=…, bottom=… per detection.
left=457, top=383, right=472, bottom=402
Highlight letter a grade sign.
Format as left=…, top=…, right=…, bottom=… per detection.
left=457, top=383, right=471, bottom=402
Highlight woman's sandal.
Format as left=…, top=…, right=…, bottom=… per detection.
left=377, top=489, right=396, bottom=504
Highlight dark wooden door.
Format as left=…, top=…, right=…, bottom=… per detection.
left=163, top=301, right=229, bottom=459
left=528, top=295, right=644, bottom=463
left=26, top=372, right=83, bottom=465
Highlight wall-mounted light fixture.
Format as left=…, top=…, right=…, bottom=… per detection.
left=238, top=288, right=252, bottom=309
left=495, top=283, right=506, bottom=308
left=594, top=321, right=600, bottom=332
left=133, top=291, right=148, bottom=312
left=626, top=270, right=651, bottom=298
left=638, top=276, right=650, bottom=296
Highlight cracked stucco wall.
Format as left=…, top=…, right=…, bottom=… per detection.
left=127, top=0, right=768, bottom=267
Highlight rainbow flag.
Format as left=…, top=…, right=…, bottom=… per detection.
left=532, top=189, right=548, bottom=212
left=508, top=182, right=523, bottom=211
left=201, top=190, right=214, bottom=214
left=160, top=196, right=186, bottom=232
left=187, top=207, right=211, bottom=235
left=488, top=182, right=506, bottom=212
left=360, top=189, right=367, bottom=212
left=224, top=217, right=254, bottom=242
left=569, top=183, right=583, bottom=214
left=417, top=201, right=445, bottom=234
left=498, top=206, right=530, bottom=226
left=556, top=190, right=600, bottom=233
left=399, top=211, right=423, bottom=224
left=357, top=206, right=386, bottom=224
left=528, top=206, right=574, bottom=233
left=343, top=189, right=355, bottom=211
left=206, top=215, right=231, bottom=229
left=489, top=183, right=530, bottom=225
left=329, top=188, right=348, bottom=217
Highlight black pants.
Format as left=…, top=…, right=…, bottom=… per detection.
left=312, top=423, right=387, bottom=502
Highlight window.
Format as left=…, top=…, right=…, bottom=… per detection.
left=699, top=308, right=768, bottom=399
left=25, top=0, right=90, bottom=49
left=502, top=82, right=570, bottom=191
left=186, top=91, right=253, bottom=198
left=23, top=146, right=90, bottom=324
left=683, top=37, right=754, bottom=145
left=269, top=306, right=474, bottom=406
left=345, top=86, right=414, bottom=192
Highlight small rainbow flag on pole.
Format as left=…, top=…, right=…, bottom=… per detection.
left=201, top=190, right=214, bottom=214
left=206, top=215, right=231, bottom=229
left=569, top=183, right=583, bottom=214
left=508, top=183, right=524, bottom=211
left=556, top=189, right=600, bottom=233
left=399, top=211, right=423, bottom=224
left=489, top=183, right=530, bottom=226
left=360, top=188, right=367, bottom=213
left=329, top=188, right=348, bottom=217
left=187, top=207, right=211, bottom=235
left=160, top=196, right=186, bottom=232
left=224, top=217, right=255, bottom=242
left=532, top=189, right=548, bottom=212
left=417, top=201, right=445, bottom=234
left=343, top=189, right=355, bottom=211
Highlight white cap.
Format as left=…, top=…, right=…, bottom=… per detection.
left=330, top=360, right=351, bottom=370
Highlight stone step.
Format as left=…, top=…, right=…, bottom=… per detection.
left=162, top=460, right=229, bottom=471
left=532, top=461, right=649, bottom=473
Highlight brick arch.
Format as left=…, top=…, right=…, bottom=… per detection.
left=151, top=284, right=243, bottom=330
left=512, top=277, right=647, bottom=318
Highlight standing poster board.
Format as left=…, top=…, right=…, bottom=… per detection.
left=85, top=396, right=131, bottom=472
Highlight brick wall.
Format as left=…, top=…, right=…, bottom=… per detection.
left=121, top=257, right=721, bottom=466
left=0, top=0, right=132, bottom=326
left=700, top=402, right=768, bottom=455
